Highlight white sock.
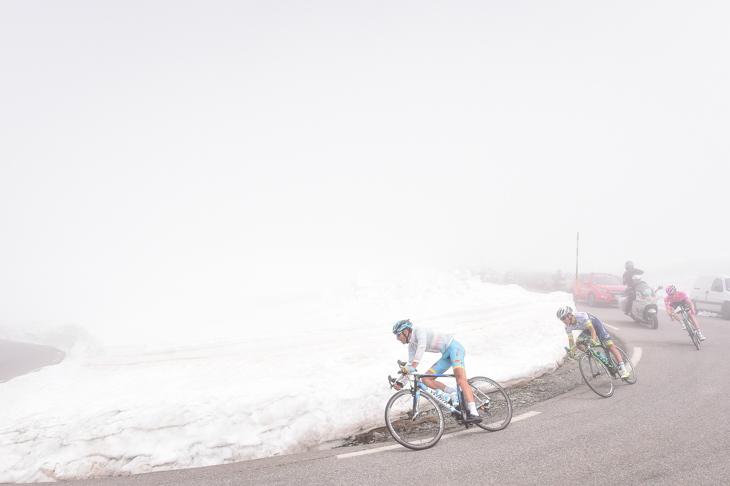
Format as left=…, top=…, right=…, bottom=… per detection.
left=468, top=402, right=477, bottom=415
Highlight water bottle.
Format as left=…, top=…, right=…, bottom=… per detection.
left=597, top=351, right=608, bottom=363
left=451, top=390, right=460, bottom=408
left=433, top=390, right=450, bottom=404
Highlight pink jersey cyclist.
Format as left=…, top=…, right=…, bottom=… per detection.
left=664, top=285, right=705, bottom=341
left=664, top=290, right=692, bottom=312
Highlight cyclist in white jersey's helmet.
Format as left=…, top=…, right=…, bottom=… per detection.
left=392, top=319, right=482, bottom=424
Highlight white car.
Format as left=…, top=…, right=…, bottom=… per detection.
left=690, top=275, right=730, bottom=320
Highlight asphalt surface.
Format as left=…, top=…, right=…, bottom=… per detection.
left=31, top=303, right=729, bottom=486
left=0, top=339, right=64, bottom=383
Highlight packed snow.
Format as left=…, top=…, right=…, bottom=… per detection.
left=0, top=271, right=573, bottom=483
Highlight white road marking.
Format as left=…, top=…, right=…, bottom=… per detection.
left=442, top=411, right=541, bottom=440
left=336, top=411, right=541, bottom=459
left=510, top=410, right=542, bottom=422
left=603, top=323, right=620, bottom=331
left=632, top=347, right=642, bottom=366
left=336, top=444, right=403, bottom=458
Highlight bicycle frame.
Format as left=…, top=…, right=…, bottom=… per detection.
left=671, top=307, right=693, bottom=329
left=388, top=366, right=473, bottom=423
left=671, top=306, right=700, bottom=349
left=570, top=341, right=617, bottom=375
left=408, top=373, right=463, bottom=416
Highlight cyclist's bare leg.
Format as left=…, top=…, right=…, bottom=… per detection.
left=421, top=371, right=446, bottom=392
left=689, top=313, right=700, bottom=330
left=605, top=343, right=623, bottom=364
left=422, top=369, right=474, bottom=403
left=454, top=367, right=475, bottom=403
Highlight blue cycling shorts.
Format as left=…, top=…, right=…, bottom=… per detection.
left=577, top=318, right=613, bottom=346
left=427, top=339, right=466, bottom=374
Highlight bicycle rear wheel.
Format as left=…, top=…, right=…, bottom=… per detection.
left=384, top=389, right=445, bottom=450
left=468, top=376, right=512, bottom=431
left=612, top=345, right=637, bottom=384
left=579, top=352, right=614, bottom=397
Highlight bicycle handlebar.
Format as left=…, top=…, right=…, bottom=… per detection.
left=388, top=360, right=410, bottom=388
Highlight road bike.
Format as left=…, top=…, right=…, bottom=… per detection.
left=384, top=360, right=512, bottom=450
left=566, top=340, right=636, bottom=398
left=670, top=306, right=701, bottom=350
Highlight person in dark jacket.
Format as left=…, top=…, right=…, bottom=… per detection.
left=622, top=261, right=644, bottom=315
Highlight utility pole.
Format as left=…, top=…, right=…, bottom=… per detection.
left=575, top=232, right=579, bottom=295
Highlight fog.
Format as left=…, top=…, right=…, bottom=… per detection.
left=1, top=1, right=729, bottom=338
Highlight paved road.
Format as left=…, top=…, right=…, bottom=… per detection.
left=0, top=340, right=64, bottom=383
left=41, top=303, right=729, bottom=486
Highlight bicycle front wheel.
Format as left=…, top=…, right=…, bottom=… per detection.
left=384, top=389, right=445, bottom=450
left=682, top=317, right=701, bottom=350
left=690, top=326, right=701, bottom=350
left=469, top=376, right=512, bottom=431
left=612, top=345, right=637, bottom=384
left=579, top=352, right=614, bottom=397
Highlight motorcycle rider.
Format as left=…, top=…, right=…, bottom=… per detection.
left=622, top=261, right=644, bottom=284
left=622, top=261, right=644, bottom=315
left=624, top=274, right=644, bottom=316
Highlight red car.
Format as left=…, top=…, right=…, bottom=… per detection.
left=569, top=273, right=626, bottom=307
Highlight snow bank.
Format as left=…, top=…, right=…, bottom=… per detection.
left=0, top=271, right=573, bottom=483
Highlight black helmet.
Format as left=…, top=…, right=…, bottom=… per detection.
left=625, top=261, right=634, bottom=270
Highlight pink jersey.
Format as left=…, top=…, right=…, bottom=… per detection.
left=664, top=290, right=689, bottom=306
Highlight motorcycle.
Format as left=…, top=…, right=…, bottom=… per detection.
left=617, top=282, right=663, bottom=329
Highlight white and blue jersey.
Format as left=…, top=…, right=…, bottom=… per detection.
left=407, top=327, right=466, bottom=374
left=565, top=312, right=614, bottom=346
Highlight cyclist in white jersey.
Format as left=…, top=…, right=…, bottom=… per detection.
left=392, top=319, right=482, bottom=424
left=556, top=306, right=630, bottom=379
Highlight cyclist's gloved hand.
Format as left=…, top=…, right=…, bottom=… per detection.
left=590, top=339, right=599, bottom=346
left=402, top=365, right=417, bottom=374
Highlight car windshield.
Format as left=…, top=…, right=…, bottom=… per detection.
left=593, top=275, right=622, bottom=285
left=726, top=278, right=730, bottom=291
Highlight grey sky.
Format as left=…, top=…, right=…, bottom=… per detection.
left=1, top=1, right=729, bottom=331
